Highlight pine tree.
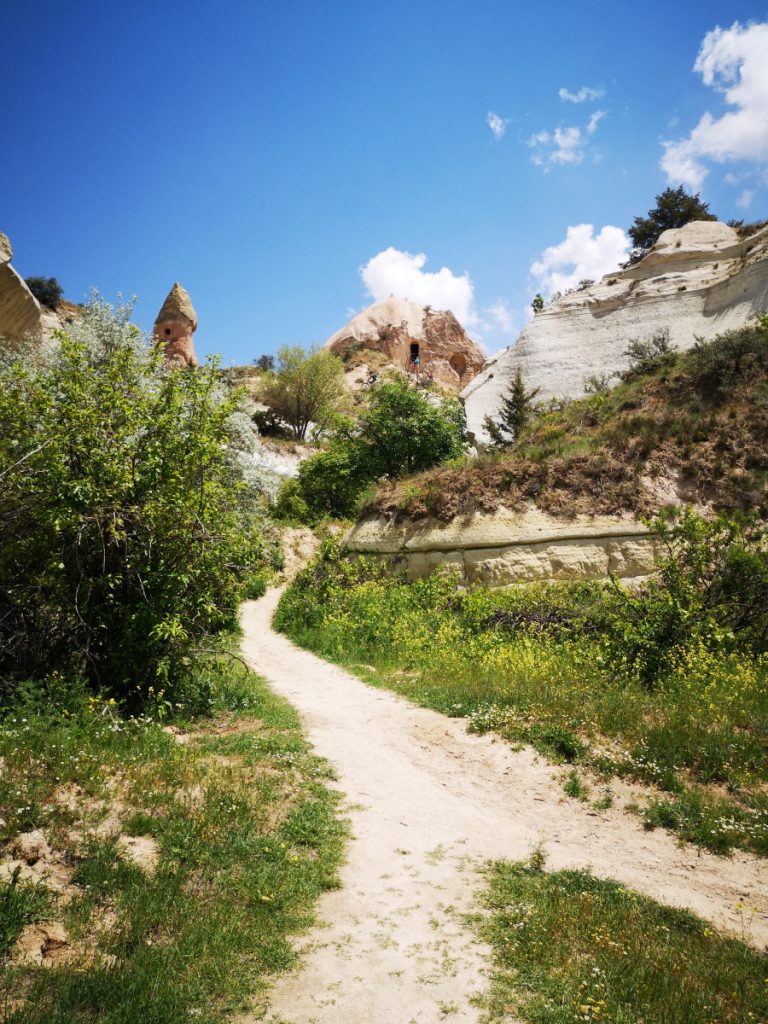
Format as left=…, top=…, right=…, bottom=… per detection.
left=626, top=186, right=717, bottom=265
left=483, top=367, right=540, bottom=448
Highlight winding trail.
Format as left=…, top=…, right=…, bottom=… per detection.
left=241, top=587, right=767, bottom=1024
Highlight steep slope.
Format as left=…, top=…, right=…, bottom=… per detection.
left=347, top=322, right=768, bottom=584
left=463, top=220, right=768, bottom=436
left=325, top=295, right=485, bottom=389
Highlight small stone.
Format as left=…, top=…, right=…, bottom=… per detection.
left=13, top=921, right=69, bottom=966
left=11, top=830, right=50, bottom=866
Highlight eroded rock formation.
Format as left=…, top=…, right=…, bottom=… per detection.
left=463, top=220, right=768, bottom=435
left=345, top=505, right=658, bottom=586
left=153, top=283, right=199, bottom=367
left=0, top=232, right=46, bottom=345
left=324, top=296, right=485, bottom=389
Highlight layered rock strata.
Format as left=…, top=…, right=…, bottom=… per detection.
left=345, top=506, right=658, bottom=586
left=463, top=220, right=768, bottom=436
left=325, top=296, right=485, bottom=389
left=153, top=283, right=199, bottom=367
left=0, top=232, right=46, bottom=344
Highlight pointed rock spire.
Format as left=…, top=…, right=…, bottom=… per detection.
left=153, top=282, right=199, bottom=367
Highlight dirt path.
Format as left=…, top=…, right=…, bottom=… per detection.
left=241, top=588, right=767, bottom=1024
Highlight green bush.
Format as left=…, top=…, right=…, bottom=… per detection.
left=620, top=327, right=676, bottom=382
left=687, top=314, right=768, bottom=400
left=24, top=275, right=64, bottom=309
left=289, top=376, right=466, bottom=520
left=0, top=298, right=266, bottom=703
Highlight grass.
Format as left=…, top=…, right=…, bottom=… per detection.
left=275, top=553, right=768, bottom=857
left=478, top=858, right=767, bottom=1024
left=0, top=663, right=347, bottom=1023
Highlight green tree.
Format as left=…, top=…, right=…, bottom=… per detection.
left=291, top=376, right=466, bottom=520
left=0, top=298, right=265, bottom=701
left=353, top=376, right=465, bottom=479
left=483, top=366, right=539, bottom=448
left=260, top=345, right=346, bottom=440
left=531, top=293, right=544, bottom=313
left=24, top=276, right=63, bottom=309
left=626, top=186, right=717, bottom=265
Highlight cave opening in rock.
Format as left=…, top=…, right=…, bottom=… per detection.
left=410, top=342, right=420, bottom=361
left=449, top=352, right=467, bottom=378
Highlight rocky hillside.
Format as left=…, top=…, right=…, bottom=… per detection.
left=371, top=314, right=768, bottom=524
left=324, top=296, right=485, bottom=390
left=463, top=220, right=768, bottom=436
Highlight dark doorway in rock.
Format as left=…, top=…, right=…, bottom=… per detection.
left=410, top=342, right=420, bottom=360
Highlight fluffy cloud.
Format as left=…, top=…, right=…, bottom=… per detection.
left=661, top=20, right=768, bottom=190
left=486, top=299, right=515, bottom=333
left=529, top=111, right=606, bottom=168
left=530, top=224, right=629, bottom=296
left=737, top=188, right=755, bottom=208
left=559, top=85, right=604, bottom=103
left=487, top=111, right=510, bottom=139
left=361, top=247, right=475, bottom=325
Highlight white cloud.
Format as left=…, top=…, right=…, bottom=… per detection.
left=661, top=20, right=768, bottom=190
left=587, top=110, right=606, bottom=135
left=487, top=111, right=510, bottom=139
left=361, top=247, right=475, bottom=326
left=529, top=111, right=606, bottom=168
left=529, top=126, right=583, bottom=166
left=559, top=85, right=604, bottom=103
left=486, top=299, right=515, bottom=333
left=736, top=188, right=755, bottom=208
left=530, top=224, right=629, bottom=296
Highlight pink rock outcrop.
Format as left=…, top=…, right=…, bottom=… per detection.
left=324, top=297, right=486, bottom=389
left=153, top=283, right=199, bottom=367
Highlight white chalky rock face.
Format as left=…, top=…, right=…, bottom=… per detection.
left=344, top=506, right=660, bottom=587
left=462, top=220, right=768, bottom=437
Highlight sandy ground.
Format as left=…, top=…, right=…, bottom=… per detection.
left=241, top=587, right=768, bottom=1024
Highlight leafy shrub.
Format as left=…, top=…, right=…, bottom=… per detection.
left=289, top=377, right=466, bottom=520
left=24, top=275, right=63, bottom=309
left=620, top=327, right=676, bottom=382
left=687, top=314, right=768, bottom=400
left=0, top=298, right=266, bottom=703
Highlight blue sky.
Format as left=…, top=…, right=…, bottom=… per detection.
left=3, top=1, right=767, bottom=363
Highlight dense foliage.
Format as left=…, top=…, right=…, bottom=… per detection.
left=626, top=186, right=717, bottom=265
left=277, top=510, right=768, bottom=854
left=24, top=275, right=64, bottom=309
left=259, top=345, right=346, bottom=440
left=0, top=299, right=266, bottom=703
left=278, top=376, right=466, bottom=521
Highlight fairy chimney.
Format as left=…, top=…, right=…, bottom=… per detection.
left=153, top=283, right=199, bottom=367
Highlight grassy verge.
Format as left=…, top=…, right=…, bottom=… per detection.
left=478, top=858, right=767, bottom=1024
left=0, top=664, right=346, bottom=1023
left=275, top=551, right=768, bottom=857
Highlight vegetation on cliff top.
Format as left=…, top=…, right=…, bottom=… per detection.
left=371, top=316, right=768, bottom=522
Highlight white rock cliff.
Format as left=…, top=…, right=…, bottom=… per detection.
left=462, top=220, right=768, bottom=437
